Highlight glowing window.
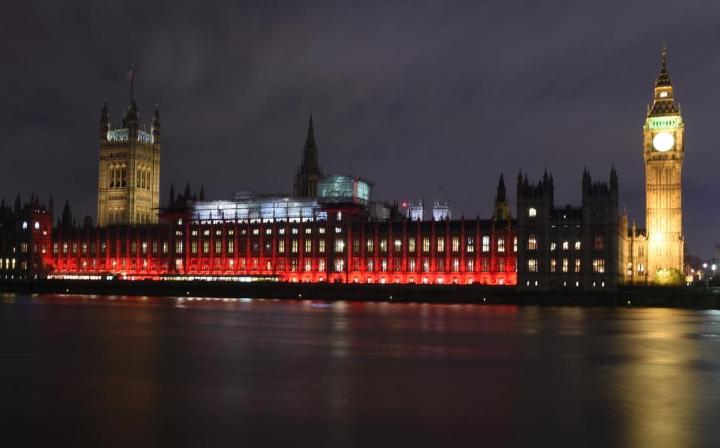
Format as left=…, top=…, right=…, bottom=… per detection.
left=528, top=235, right=537, bottom=250
left=528, top=208, right=537, bottom=218
left=437, top=237, right=445, bottom=253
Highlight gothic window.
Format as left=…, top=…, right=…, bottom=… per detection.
left=437, top=237, right=445, bottom=253
left=452, top=258, right=460, bottom=272
left=527, top=235, right=537, bottom=250
left=593, top=259, right=605, bottom=273
left=594, top=233, right=605, bottom=250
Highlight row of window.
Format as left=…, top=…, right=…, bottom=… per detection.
left=527, top=258, right=605, bottom=273
left=54, top=235, right=519, bottom=257
left=526, top=234, right=605, bottom=251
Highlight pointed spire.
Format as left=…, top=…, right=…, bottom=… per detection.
left=169, top=182, right=175, bottom=205
left=610, top=164, right=618, bottom=193
left=293, top=113, right=323, bottom=198
left=656, top=44, right=672, bottom=87
left=61, top=200, right=72, bottom=230
left=184, top=182, right=191, bottom=200
left=496, top=173, right=507, bottom=202
left=199, top=185, right=205, bottom=201
left=307, top=113, right=315, bottom=143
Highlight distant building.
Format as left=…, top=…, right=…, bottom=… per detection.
left=0, top=195, right=53, bottom=280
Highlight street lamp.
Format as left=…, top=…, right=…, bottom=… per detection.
left=703, top=263, right=709, bottom=289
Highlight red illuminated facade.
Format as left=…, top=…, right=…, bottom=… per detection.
left=45, top=202, right=516, bottom=285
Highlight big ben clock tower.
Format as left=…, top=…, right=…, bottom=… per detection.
left=643, top=46, right=684, bottom=278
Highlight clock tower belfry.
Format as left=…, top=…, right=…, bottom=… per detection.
left=643, top=46, right=684, bottom=278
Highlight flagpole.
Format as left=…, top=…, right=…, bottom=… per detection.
left=129, top=64, right=134, bottom=103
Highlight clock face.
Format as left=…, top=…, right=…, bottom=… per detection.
left=652, top=132, right=674, bottom=152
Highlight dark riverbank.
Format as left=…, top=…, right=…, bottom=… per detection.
left=0, top=279, right=717, bottom=308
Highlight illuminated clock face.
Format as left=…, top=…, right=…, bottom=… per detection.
left=652, top=132, right=674, bottom=152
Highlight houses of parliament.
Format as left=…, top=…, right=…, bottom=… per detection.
left=0, top=48, right=689, bottom=289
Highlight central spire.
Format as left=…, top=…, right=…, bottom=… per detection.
left=293, top=114, right=324, bottom=198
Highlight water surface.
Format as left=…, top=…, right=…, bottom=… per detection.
left=1, top=294, right=719, bottom=447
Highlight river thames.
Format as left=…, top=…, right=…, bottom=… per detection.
left=1, top=294, right=719, bottom=447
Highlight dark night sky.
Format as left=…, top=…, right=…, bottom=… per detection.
left=1, top=1, right=719, bottom=257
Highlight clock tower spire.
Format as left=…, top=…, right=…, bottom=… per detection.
left=643, top=45, right=685, bottom=281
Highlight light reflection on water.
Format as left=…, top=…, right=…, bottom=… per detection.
left=0, top=293, right=719, bottom=447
